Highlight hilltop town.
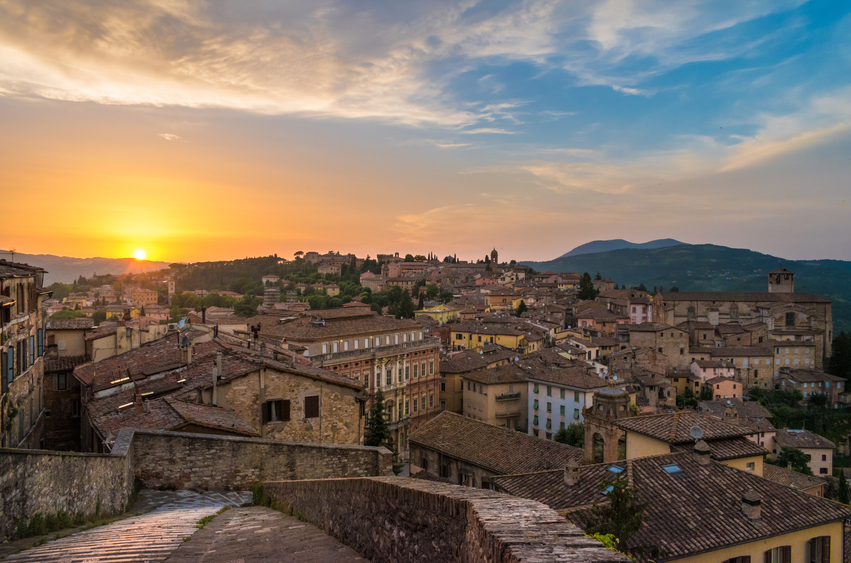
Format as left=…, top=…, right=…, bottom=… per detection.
left=2, top=249, right=851, bottom=563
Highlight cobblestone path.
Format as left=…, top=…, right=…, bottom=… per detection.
left=4, top=490, right=251, bottom=563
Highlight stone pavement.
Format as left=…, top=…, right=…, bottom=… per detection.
left=165, top=506, right=370, bottom=563
left=4, top=490, right=251, bottom=562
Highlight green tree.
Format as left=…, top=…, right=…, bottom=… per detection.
left=577, top=272, right=599, bottom=300
left=426, top=284, right=440, bottom=299
left=397, top=291, right=415, bottom=319
left=699, top=385, right=712, bottom=401
left=554, top=422, right=584, bottom=448
left=417, top=293, right=424, bottom=310
left=828, top=332, right=851, bottom=379
left=413, top=255, right=427, bottom=262
left=579, top=478, right=654, bottom=557
left=404, top=254, right=415, bottom=262
left=594, top=272, right=603, bottom=280
left=140, top=305, right=146, bottom=317
left=364, top=390, right=391, bottom=448
left=772, top=446, right=814, bottom=475
left=234, top=296, right=262, bottom=317
left=839, top=471, right=850, bottom=504
left=748, top=386, right=765, bottom=403
left=516, top=300, right=528, bottom=316
left=50, top=309, right=86, bottom=320
left=682, top=386, right=697, bottom=409
left=92, top=310, right=107, bottom=325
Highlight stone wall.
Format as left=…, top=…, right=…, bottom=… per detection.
left=263, top=476, right=628, bottom=563
left=0, top=427, right=134, bottom=540
left=131, top=429, right=393, bottom=490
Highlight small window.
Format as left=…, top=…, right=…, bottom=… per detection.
left=56, top=373, right=68, bottom=391
left=304, top=396, right=319, bottom=418
left=607, top=465, right=625, bottom=474
left=661, top=464, right=682, bottom=474
left=262, top=399, right=291, bottom=423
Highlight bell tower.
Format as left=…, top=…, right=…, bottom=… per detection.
left=490, top=248, right=498, bottom=265
left=768, top=268, right=794, bottom=293
left=582, top=379, right=631, bottom=465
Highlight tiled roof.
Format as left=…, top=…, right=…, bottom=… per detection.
left=777, top=369, right=843, bottom=383
left=164, top=397, right=259, bottom=436
left=85, top=325, right=118, bottom=341
left=708, top=346, right=773, bottom=358
left=671, top=437, right=767, bottom=460
left=698, top=399, right=772, bottom=420
left=628, top=322, right=681, bottom=333
left=614, top=412, right=749, bottom=444
left=409, top=411, right=582, bottom=475
left=0, top=260, right=46, bottom=277
left=659, top=291, right=829, bottom=304
left=774, top=428, right=835, bottom=450
left=45, top=355, right=88, bottom=373
left=763, top=464, right=826, bottom=492
left=450, top=321, right=525, bottom=337
left=525, top=363, right=612, bottom=390
left=250, top=311, right=422, bottom=341
left=46, top=318, right=95, bottom=330
left=463, top=363, right=528, bottom=385
left=492, top=452, right=851, bottom=561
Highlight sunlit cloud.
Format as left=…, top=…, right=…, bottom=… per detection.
left=158, top=133, right=184, bottom=141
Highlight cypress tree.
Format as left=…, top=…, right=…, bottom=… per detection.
left=364, top=389, right=391, bottom=448
left=839, top=471, right=850, bottom=504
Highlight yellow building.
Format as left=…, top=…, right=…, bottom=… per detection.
left=415, top=304, right=459, bottom=325
left=450, top=321, right=529, bottom=353
left=462, top=363, right=528, bottom=431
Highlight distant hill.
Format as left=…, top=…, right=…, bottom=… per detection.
left=6, top=252, right=170, bottom=284
left=559, top=238, right=685, bottom=259
left=523, top=244, right=851, bottom=335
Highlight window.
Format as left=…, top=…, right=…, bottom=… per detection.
left=429, top=361, right=434, bottom=375
left=386, top=371, right=391, bottom=386
left=304, top=396, right=319, bottom=418
left=560, top=389, right=565, bottom=399
left=573, top=408, right=580, bottom=420
left=547, top=403, right=552, bottom=412
left=785, top=312, right=795, bottom=327
left=440, top=381, right=446, bottom=392
left=765, top=546, right=791, bottom=563
left=820, top=468, right=828, bottom=475
left=746, top=462, right=755, bottom=473
left=262, top=400, right=291, bottom=423
left=807, top=536, right=829, bottom=563
left=333, top=342, right=338, bottom=353
left=574, top=391, right=581, bottom=402
left=56, top=373, right=68, bottom=391
left=429, top=393, right=434, bottom=408
left=421, top=396, right=426, bottom=411
left=533, top=383, right=539, bottom=393
left=354, top=339, right=359, bottom=349
left=660, top=464, right=682, bottom=474
left=413, top=364, right=418, bottom=378
left=687, top=306, right=695, bottom=319
left=533, top=415, right=539, bottom=426
left=421, top=458, right=428, bottom=471
left=547, top=386, right=552, bottom=397
left=37, top=329, right=43, bottom=357
left=413, top=396, right=418, bottom=412
left=534, top=399, right=539, bottom=410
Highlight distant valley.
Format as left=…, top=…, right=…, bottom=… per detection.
left=5, top=252, right=171, bottom=284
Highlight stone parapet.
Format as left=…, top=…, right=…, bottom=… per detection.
left=263, top=476, right=628, bottom=563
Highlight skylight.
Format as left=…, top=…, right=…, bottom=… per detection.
left=603, top=485, right=614, bottom=495
left=607, top=466, right=625, bottom=474
left=661, top=464, right=683, bottom=474
left=787, top=429, right=805, bottom=433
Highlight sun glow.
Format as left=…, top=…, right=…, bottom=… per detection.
left=134, top=249, right=146, bottom=260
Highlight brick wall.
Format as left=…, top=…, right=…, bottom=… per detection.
left=131, top=429, right=393, bottom=490
left=263, top=476, right=628, bottom=563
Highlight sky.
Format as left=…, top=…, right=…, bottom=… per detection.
left=1, top=0, right=850, bottom=264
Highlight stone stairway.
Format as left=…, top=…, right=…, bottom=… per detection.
left=5, top=490, right=251, bottom=563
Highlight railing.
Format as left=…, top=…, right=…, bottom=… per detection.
left=388, top=416, right=412, bottom=431
left=310, top=337, right=441, bottom=364
left=495, top=411, right=521, bottom=419
left=495, top=392, right=522, bottom=402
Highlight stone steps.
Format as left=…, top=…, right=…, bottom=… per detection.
left=5, top=491, right=251, bottom=563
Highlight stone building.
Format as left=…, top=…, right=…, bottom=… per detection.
left=619, top=322, right=690, bottom=370
left=409, top=411, right=582, bottom=489
left=462, top=362, right=527, bottom=431
left=43, top=355, right=87, bottom=450
left=653, top=269, right=833, bottom=368
left=1, top=260, right=51, bottom=449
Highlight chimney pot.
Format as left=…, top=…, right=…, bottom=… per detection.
left=563, top=459, right=580, bottom=487
left=694, top=439, right=711, bottom=465
left=742, top=488, right=761, bottom=520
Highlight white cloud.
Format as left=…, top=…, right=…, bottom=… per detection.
left=158, top=133, right=184, bottom=141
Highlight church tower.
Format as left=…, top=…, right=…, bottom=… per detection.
left=582, top=380, right=631, bottom=465
left=490, top=248, right=498, bottom=265
left=768, top=268, right=794, bottom=293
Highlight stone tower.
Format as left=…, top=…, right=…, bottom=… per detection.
left=582, top=381, right=631, bottom=465
left=768, top=268, right=794, bottom=293
left=491, top=248, right=498, bottom=265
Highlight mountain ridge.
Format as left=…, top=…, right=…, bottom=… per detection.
left=4, top=252, right=171, bottom=284
left=559, top=238, right=686, bottom=259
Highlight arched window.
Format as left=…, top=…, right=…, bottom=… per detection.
left=617, top=435, right=626, bottom=460
left=593, top=433, right=604, bottom=464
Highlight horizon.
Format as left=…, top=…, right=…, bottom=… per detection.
left=2, top=1, right=850, bottom=262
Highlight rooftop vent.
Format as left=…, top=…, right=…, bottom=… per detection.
left=742, top=489, right=761, bottom=520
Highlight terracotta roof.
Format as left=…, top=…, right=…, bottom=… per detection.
left=774, top=428, right=835, bottom=450
left=525, top=363, right=613, bottom=390
left=492, top=452, right=851, bottom=561
left=659, top=291, right=829, bottom=304
left=46, top=318, right=95, bottom=330
left=763, top=464, right=826, bottom=492
left=671, top=437, right=767, bottom=460
left=628, top=322, right=682, bottom=333
left=463, top=363, right=528, bottom=385
left=707, top=346, right=773, bottom=358
left=450, top=321, right=525, bottom=337
left=777, top=369, right=843, bottom=383
left=0, top=260, right=46, bottom=277
left=698, top=399, right=772, bottom=420
left=164, top=397, right=259, bottom=436
left=45, top=355, right=89, bottom=373
left=409, top=411, right=582, bottom=475
left=85, top=325, right=118, bottom=341
left=614, top=412, right=749, bottom=444
left=250, top=311, right=423, bottom=341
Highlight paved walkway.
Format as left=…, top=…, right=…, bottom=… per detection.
left=4, top=490, right=251, bottom=563
left=166, top=506, right=370, bottom=563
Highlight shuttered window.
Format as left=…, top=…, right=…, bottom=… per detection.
left=304, top=396, right=320, bottom=418
left=807, top=536, right=830, bottom=563
left=261, top=400, right=290, bottom=424
left=764, top=546, right=791, bottom=563
left=37, top=329, right=43, bottom=357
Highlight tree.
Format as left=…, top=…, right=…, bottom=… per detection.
left=397, top=291, right=415, bottom=319
left=555, top=422, right=585, bottom=448
left=580, top=478, right=657, bottom=557
left=417, top=293, right=424, bottom=310
left=50, top=309, right=86, bottom=320
left=426, top=284, right=440, bottom=299
left=772, top=446, right=814, bottom=475
left=294, top=251, right=304, bottom=258
left=828, top=332, right=851, bottom=379
left=577, top=272, right=599, bottom=300
left=413, top=255, right=427, bottom=262
left=681, top=386, right=697, bottom=409
left=516, top=300, right=528, bottom=316
left=404, top=254, right=415, bottom=262
left=839, top=471, right=850, bottom=504
left=364, top=390, right=391, bottom=448
left=636, top=283, right=648, bottom=292
left=140, top=306, right=146, bottom=317
left=234, top=296, right=262, bottom=317
left=92, top=310, right=107, bottom=325
left=594, top=272, right=603, bottom=280
left=699, top=385, right=712, bottom=401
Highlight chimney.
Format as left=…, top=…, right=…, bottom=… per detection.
left=742, top=489, right=761, bottom=520
left=787, top=461, right=792, bottom=471
left=694, top=439, right=711, bottom=466
left=563, top=459, right=581, bottom=487
left=143, top=400, right=150, bottom=414
left=213, top=352, right=222, bottom=406
left=201, top=307, right=207, bottom=324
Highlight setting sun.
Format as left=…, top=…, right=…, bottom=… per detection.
left=134, top=249, right=146, bottom=260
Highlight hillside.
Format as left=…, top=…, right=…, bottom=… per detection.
left=7, top=253, right=171, bottom=284
left=559, top=238, right=685, bottom=258
left=524, top=244, right=851, bottom=334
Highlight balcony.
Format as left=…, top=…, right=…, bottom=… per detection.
left=495, top=392, right=521, bottom=402
left=309, top=337, right=441, bottom=366
left=495, top=411, right=521, bottom=419
left=388, top=416, right=412, bottom=431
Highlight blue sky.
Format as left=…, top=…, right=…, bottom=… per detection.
left=1, top=0, right=850, bottom=261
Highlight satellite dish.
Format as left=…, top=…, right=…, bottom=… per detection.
left=690, top=426, right=703, bottom=441
left=514, top=356, right=519, bottom=362
left=178, top=319, right=186, bottom=330
left=181, top=335, right=189, bottom=348
left=613, top=375, right=618, bottom=381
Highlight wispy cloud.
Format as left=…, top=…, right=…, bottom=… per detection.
left=460, top=128, right=515, bottom=135
left=158, top=133, right=184, bottom=142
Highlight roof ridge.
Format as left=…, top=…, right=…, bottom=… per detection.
left=669, top=412, right=681, bottom=443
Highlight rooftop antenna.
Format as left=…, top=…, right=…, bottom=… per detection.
left=690, top=425, right=704, bottom=442
left=0, top=249, right=15, bottom=262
